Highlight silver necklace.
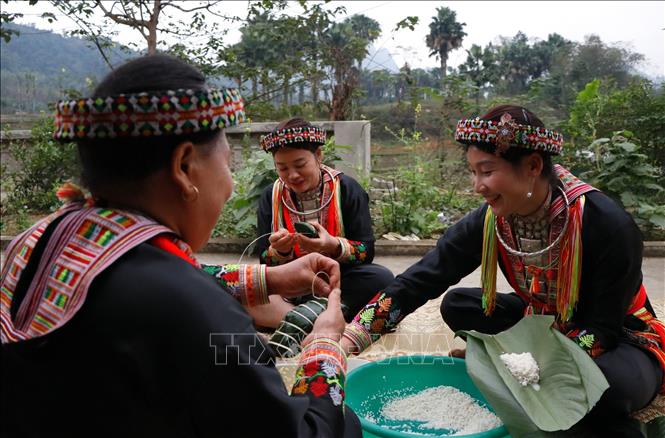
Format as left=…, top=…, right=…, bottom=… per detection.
left=495, top=185, right=570, bottom=258
left=280, top=166, right=335, bottom=216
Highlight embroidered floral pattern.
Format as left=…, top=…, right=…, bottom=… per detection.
left=200, top=263, right=268, bottom=306
left=455, top=116, right=563, bottom=155
left=329, top=385, right=343, bottom=406
left=202, top=264, right=241, bottom=296
left=292, top=379, right=309, bottom=395
left=343, top=292, right=404, bottom=352
left=566, top=328, right=604, bottom=358
left=342, top=239, right=368, bottom=264
left=309, top=376, right=330, bottom=397
left=261, top=247, right=294, bottom=266
left=292, top=339, right=346, bottom=406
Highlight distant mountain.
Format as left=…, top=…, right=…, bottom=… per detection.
left=0, top=23, right=402, bottom=112
left=362, top=44, right=400, bottom=73
left=1, top=23, right=133, bottom=112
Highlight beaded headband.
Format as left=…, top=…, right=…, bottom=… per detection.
left=260, top=126, right=326, bottom=153
left=53, top=88, right=244, bottom=142
left=455, top=113, right=563, bottom=155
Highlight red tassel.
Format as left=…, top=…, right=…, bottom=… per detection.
left=530, top=276, right=541, bottom=294
left=527, top=266, right=542, bottom=294
left=56, top=181, right=85, bottom=203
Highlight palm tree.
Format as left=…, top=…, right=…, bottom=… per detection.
left=347, top=14, right=381, bottom=69
left=425, top=7, right=467, bottom=84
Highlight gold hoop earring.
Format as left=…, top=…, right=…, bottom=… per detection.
left=182, top=185, right=199, bottom=202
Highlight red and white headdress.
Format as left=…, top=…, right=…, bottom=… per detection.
left=455, top=113, right=563, bottom=155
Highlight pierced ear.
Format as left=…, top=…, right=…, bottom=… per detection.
left=170, top=141, right=196, bottom=194
left=527, top=153, right=544, bottom=176
left=315, top=147, right=323, bottom=163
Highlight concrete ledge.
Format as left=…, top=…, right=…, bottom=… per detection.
left=645, top=241, right=665, bottom=257
left=2, top=235, right=664, bottom=257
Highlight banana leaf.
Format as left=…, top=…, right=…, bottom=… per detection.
left=460, top=315, right=609, bottom=437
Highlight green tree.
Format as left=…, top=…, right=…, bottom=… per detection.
left=530, top=34, right=644, bottom=111
left=50, top=0, right=236, bottom=60
left=569, top=35, right=644, bottom=91
left=425, top=6, right=466, bottom=84
left=564, top=79, right=665, bottom=171
left=322, top=16, right=380, bottom=120
left=347, top=14, right=381, bottom=69
left=1, top=0, right=54, bottom=43
left=458, top=43, right=498, bottom=111
left=494, top=32, right=539, bottom=95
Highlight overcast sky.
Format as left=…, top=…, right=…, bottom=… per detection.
left=336, top=1, right=665, bottom=79
left=5, top=1, right=664, bottom=78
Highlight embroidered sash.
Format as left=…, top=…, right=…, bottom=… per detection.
left=629, top=285, right=665, bottom=392
left=481, top=165, right=596, bottom=319
left=1, top=204, right=171, bottom=343
left=270, top=164, right=344, bottom=257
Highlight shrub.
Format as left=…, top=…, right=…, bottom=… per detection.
left=1, top=116, right=79, bottom=217
left=373, top=158, right=445, bottom=237
left=579, top=131, right=665, bottom=238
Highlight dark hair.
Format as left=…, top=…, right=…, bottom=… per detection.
left=462, top=104, right=557, bottom=184
left=77, top=54, right=220, bottom=194
left=269, top=117, right=321, bottom=154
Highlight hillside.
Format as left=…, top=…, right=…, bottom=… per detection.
left=1, top=23, right=402, bottom=113
left=0, top=23, right=132, bottom=111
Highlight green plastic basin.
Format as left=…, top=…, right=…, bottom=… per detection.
left=346, top=355, right=510, bottom=438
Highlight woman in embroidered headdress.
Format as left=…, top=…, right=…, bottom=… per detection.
left=252, top=117, right=394, bottom=356
left=339, top=105, right=664, bottom=435
left=1, top=55, right=361, bottom=437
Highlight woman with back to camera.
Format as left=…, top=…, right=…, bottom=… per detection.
left=1, top=54, right=361, bottom=437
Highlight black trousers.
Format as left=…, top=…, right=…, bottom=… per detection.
left=344, top=406, right=363, bottom=437
left=441, top=287, right=663, bottom=437
left=340, top=263, right=394, bottom=321
left=291, top=263, right=394, bottom=323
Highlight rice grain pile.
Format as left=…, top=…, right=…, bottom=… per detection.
left=381, top=385, right=502, bottom=435
left=500, top=352, right=540, bottom=388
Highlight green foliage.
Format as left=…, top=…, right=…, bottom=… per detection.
left=425, top=6, right=467, bottom=80
left=564, top=79, right=606, bottom=147
left=394, top=16, right=419, bottom=32
left=1, top=0, right=47, bottom=43
left=372, top=153, right=482, bottom=239
left=458, top=43, right=499, bottom=111
left=1, top=116, right=80, bottom=215
left=579, top=132, right=665, bottom=236
left=563, top=79, right=665, bottom=171
left=373, top=158, right=445, bottom=237
left=213, top=149, right=276, bottom=238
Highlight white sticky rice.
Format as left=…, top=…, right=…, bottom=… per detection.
left=500, top=352, right=540, bottom=387
left=380, top=385, right=503, bottom=436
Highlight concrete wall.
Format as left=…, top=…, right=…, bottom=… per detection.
left=1, top=121, right=373, bottom=179
left=225, top=120, right=371, bottom=179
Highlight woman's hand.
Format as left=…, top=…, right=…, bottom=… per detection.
left=268, top=228, right=295, bottom=255
left=296, top=222, right=341, bottom=258
left=265, top=253, right=341, bottom=298
left=303, top=288, right=345, bottom=344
